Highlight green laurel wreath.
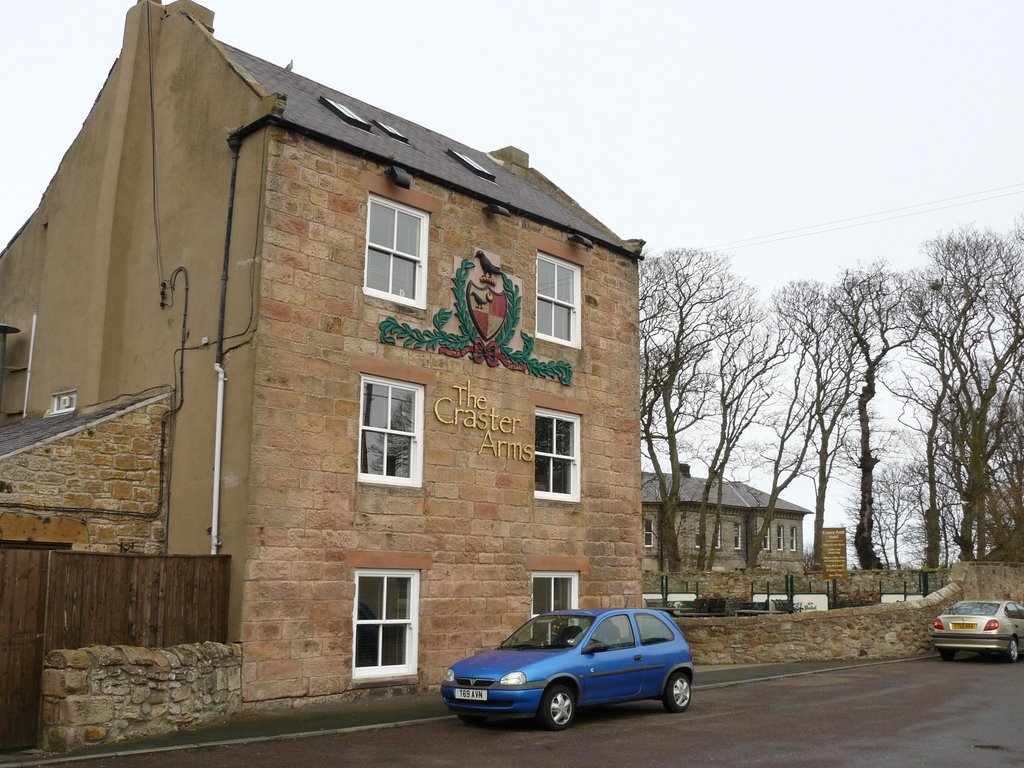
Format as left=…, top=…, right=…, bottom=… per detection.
left=378, top=258, right=573, bottom=386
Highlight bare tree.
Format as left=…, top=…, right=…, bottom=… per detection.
left=694, top=288, right=787, bottom=570
left=773, top=279, right=858, bottom=567
left=831, top=262, right=915, bottom=570
left=908, top=225, right=1024, bottom=560
left=639, top=249, right=736, bottom=570
left=987, top=394, right=1024, bottom=561
left=868, top=461, right=926, bottom=569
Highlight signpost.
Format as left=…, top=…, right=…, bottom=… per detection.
left=821, top=528, right=848, bottom=581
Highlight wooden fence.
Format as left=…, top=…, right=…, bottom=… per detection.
left=0, top=551, right=230, bottom=750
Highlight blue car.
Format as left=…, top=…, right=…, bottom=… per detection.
left=441, top=608, right=693, bottom=730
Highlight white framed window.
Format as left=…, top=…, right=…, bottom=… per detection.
left=534, top=409, right=580, bottom=501
left=532, top=572, right=579, bottom=615
left=693, top=520, right=701, bottom=549
left=536, top=253, right=581, bottom=347
left=714, top=523, right=722, bottom=550
left=644, top=519, right=655, bottom=549
left=777, top=525, right=785, bottom=552
left=763, top=525, right=771, bottom=551
left=353, top=569, right=419, bottom=679
left=733, top=523, right=742, bottom=550
left=790, top=526, right=798, bottom=552
left=358, top=376, right=423, bottom=487
left=364, top=195, right=428, bottom=308
left=49, top=390, right=77, bottom=416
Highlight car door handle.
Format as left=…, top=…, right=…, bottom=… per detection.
left=634, top=655, right=643, bottom=662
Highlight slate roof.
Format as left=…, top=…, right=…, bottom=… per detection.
left=0, top=396, right=163, bottom=458
left=641, top=471, right=811, bottom=516
left=221, top=44, right=638, bottom=257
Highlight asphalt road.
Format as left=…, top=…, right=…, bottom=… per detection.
left=26, top=657, right=1024, bottom=768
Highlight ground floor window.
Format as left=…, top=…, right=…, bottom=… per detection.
left=532, top=572, right=578, bottom=615
left=353, top=569, right=419, bottom=678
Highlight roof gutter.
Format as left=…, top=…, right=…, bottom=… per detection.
left=229, top=115, right=644, bottom=261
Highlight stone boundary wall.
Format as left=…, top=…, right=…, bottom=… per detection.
left=39, top=642, right=241, bottom=753
left=675, top=562, right=1024, bottom=665
left=677, top=583, right=961, bottom=665
left=645, top=568, right=950, bottom=601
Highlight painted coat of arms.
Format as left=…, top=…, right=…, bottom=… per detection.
left=379, top=249, right=574, bottom=386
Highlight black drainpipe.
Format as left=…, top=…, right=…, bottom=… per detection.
left=217, top=134, right=242, bottom=363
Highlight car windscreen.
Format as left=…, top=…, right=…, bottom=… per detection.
left=947, top=601, right=1000, bottom=616
left=500, top=615, right=595, bottom=649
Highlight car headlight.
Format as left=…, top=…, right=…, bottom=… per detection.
left=443, top=668, right=455, bottom=684
left=500, top=671, right=527, bottom=686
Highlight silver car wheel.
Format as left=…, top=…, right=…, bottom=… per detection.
left=537, top=683, right=576, bottom=730
left=1006, top=636, right=1019, bottom=663
left=549, top=690, right=573, bottom=725
left=672, top=675, right=691, bottom=708
left=662, top=670, right=692, bottom=713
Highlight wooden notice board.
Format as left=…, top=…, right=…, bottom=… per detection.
left=821, top=528, right=848, bottom=580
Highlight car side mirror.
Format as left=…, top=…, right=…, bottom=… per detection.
left=582, top=639, right=607, bottom=655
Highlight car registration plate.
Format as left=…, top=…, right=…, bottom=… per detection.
left=455, top=688, right=487, bottom=701
left=951, top=622, right=975, bottom=630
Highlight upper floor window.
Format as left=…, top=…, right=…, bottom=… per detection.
left=763, top=527, right=771, bottom=551
left=776, top=525, right=785, bottom=552
left=536, top=253, right=581, bottom=347
left=534, top=409, right=580, bottom=501
left=790, top=526, right=798, bottom=552
left=358, top=376, right=423, bottom=487
left=733, top=523, right=742, bottom=550
left=364, top=195, right=428, bottom=308
left=644, top=519, right=655, bottom=549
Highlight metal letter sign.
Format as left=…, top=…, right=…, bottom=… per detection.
left=379, top=250, right=574, bottom=385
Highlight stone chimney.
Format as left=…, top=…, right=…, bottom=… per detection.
left=681, top=463, right=691, bottom=478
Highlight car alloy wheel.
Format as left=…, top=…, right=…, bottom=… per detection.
left=662, top=670, right=691, bottom=713
left=1005, top=636, right=1019, bottom=663
left=538, top=684, right=576, bottom=730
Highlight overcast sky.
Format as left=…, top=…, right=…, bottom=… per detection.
left=4, top=1, right=1024, bottom=535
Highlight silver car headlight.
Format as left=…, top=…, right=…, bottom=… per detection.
left=500, top=671, right=527, bottom=686
left=443, top=668, right=456, bottom=684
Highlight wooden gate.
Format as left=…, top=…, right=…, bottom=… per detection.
left=0, top=548, right=49, bottom=750
left=0, top=551, right=230, bottom=750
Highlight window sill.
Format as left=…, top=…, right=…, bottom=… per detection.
left=350, top=673, right=419, bottom=690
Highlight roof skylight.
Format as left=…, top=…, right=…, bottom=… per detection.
left=319, top=96, right=372, bottom=131
left=447, top=149, right=496, bottom=182
left=373, top=119, right=409, bottom=143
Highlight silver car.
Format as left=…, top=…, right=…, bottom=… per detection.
left=932, top=600, right=1024, bottom=662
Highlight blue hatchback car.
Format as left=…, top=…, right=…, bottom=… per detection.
left=441, top=608, right=693, bottom=730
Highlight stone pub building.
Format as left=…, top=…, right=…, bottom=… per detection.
left=0, top=0, right=645, bottom=704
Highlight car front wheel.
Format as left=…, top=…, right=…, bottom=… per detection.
left=662, top=670, right=691, bottom=713
left=537, top=684, right=576, bottom=730
left=1005, top=636, right=1019, bottom=663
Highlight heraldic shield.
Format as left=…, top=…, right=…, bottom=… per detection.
left=466, top=281, right=509, bottom=341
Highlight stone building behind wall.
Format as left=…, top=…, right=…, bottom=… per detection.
left=0, top=395, right=169, bottom=552
left=641, top=468, right=810, bottom=573
left=0, top=1, right=644, bottom=704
